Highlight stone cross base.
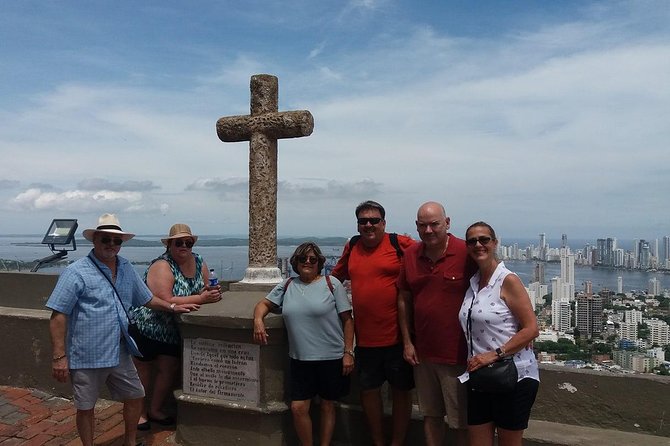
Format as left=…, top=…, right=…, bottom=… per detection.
left=241, top=267, right=282, bottom=284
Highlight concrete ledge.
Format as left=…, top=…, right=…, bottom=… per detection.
left=524, top=420, right=670, bottom=446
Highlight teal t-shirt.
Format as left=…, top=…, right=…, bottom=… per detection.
left=266, top=275, right=351, bottom=361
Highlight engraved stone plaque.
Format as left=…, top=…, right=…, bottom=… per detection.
left=183, top=338, right=260, bottom=403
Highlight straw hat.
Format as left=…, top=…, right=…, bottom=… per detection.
left=82, top=213, right=135, bottom=242
left=161, top=223, right=198, bottom=246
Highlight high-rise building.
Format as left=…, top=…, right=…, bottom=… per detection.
left=618, top=322, right=638, bottom=341
left=617, top=276, right=623, bottom=294
left=560, top=250, right=575, bottom=300
left=583, top=281, right=593, bottom=296
left=533, top=262, right=545, bottom=285
left=576, top=295, right=603, bottom=338
left=561, top=234, right=568, bottom=249
left=663, top=235, right=670, bottom=265
left=625, top=309, right=643, bottom=324
left=647, top=319, right=670, bottom=346
left=649, top=277, right=661, bottom=296
left=639, top=240, right=651, bottom=269
left=539, top=233, right=547, bottom=261
left=552, top=298, right=571, bottom=333
left=528, top=281, right=548, bottom=307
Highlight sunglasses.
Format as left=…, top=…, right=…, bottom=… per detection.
left=100, top=237, right=123, bottom=246
left=357, top=217, right=383, bottom=226
left=465, top=236, right=493, bottom=247
left=297, top=255, right=318, bottom=264
left=173, top=239, right=194, bottom=248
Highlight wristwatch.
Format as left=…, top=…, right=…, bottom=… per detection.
left=495, top=347, right=506, bottom=358
left=344, top=349, right=355, bottom=358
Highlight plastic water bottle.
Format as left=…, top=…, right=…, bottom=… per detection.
left=208, top=269, right=218, bottom=287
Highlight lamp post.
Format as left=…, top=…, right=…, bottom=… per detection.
left=31, top=219, right=78, bottom=272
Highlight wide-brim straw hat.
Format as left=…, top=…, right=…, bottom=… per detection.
left=161, top=223, right=198, bottom=246
left=82, top=213, right=135, bottom=242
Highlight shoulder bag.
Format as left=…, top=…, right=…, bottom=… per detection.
left=466, top=292, right=518, bottom=393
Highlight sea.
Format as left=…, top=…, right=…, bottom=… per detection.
left=1, top=235, right=668, bottom=294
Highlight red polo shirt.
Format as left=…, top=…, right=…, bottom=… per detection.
left=397, top=234, right=476, bottom=365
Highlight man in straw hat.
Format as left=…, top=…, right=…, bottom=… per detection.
left=46, top=213, right=200, bottom=446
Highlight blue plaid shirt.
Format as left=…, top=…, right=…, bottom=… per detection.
left=46, top=250, right=152, bottom=369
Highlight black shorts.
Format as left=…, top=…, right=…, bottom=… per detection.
left=290, top=358, right=350, bottom=401
left=467, top=378, right=539, bottom=430
left=356, top=344, right=415, bottom=391
left=132, top=330, right=180, bottom=362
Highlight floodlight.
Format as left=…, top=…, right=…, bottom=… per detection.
left=31, top=219, right=78, bottom=272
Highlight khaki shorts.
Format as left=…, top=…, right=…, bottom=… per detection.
left=70, top=349, right=145, bottom=410
left=414, top=361, right=467, bottom=429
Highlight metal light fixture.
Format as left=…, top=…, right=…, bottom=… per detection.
left=31, top=219, right=78, bottom=272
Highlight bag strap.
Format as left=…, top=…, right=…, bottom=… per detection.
left=87, top=253, right=133, bottom=324
left=466, top=290, right=477, bottom=357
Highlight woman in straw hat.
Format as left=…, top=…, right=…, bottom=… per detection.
left=130, top=223, right=222, bottom=430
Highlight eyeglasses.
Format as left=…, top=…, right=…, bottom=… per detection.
left=465, top=236, right=493, bottom=247
left=357, top=217, right=383, bottom=226
left=100, top=237, right=123, bottom=246
left=297, top=255, right=318, bottom=264
left=174, top=239, right=194, bottom=248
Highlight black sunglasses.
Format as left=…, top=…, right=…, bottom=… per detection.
left=100, top=237, right=123, bottom=246
left=297, top=255, right=318, bottom=264
left=357, top=217, right=383, bottom=226
left=174, top=239, right=194, bottom=248
left=465, top=236, right=493, bottom=247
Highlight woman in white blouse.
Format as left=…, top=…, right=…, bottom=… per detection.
left=458, top=221, right=540, bottom=446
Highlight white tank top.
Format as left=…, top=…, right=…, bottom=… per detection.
left=459, top=262, right=539, bottom=382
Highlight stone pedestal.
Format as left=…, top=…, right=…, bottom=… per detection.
left=175, top=291, right=296, bottom=446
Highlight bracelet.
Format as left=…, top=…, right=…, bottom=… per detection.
left=344, top=350, right=355, bottom=358
left=52, top=354, right=66, bottom=362
left=170, top=303, right=176, bottom=312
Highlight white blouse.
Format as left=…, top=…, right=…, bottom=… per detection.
left=459, top=262, right=539, bottom=382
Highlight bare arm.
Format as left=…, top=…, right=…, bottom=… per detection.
left=467, top=275, right=539, bottom=372
left=146, top=259, right=220, bottom=305
left=253, top=299, right=278, bottom=344
left=397, top=288, right=419, bottom=365
left=339, top=310, right=355, bottom=375
left=49, top=311, right=69, bottom=383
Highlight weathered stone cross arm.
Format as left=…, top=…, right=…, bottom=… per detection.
left=216, top=111, right=313, bottom=142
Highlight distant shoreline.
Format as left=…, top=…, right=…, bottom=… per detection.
left=10, top=236, right=350, bottom=248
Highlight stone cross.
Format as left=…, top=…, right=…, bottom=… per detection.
left=216, top=74, right=314, bottom=284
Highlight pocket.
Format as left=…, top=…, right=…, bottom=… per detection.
left=443, top=272, right=465, bottom=291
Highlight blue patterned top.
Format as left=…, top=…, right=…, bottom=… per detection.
left=46, top=250, right=153, bottom=369
left=130, top=252, right=204, bottom=345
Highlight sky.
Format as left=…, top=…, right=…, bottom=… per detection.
left=0, top=1, right=669, bottom=241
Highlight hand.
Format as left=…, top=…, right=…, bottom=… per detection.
left=467, top=351, right=499, bottom=372
left=403, top=343, right=419, bottom=366
left=174, top=303, right=200, bottom=313
left=342, top=354, right=354, bottom=376
left=253, top=319, right=268, bottom=344
left=200, top=285, right=222, bottom=304
left=52, top=357, right=69, bottom=383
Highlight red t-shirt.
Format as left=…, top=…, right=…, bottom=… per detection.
left=397, top=234, right=476, bottom=365
left=332, top=233, right=415, bottom=347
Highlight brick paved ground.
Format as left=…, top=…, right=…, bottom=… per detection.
left=0, top=386, right=177, bottom=446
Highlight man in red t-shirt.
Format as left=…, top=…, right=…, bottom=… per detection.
left=332, top=200, right=416, bottom=446
left=397, top=201, right=476, bottom=446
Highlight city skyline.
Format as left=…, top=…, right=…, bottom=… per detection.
left=1, top=1, right=669, bottom=238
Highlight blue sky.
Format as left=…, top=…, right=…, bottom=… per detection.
left=1, top=1, right=668, bottom=240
